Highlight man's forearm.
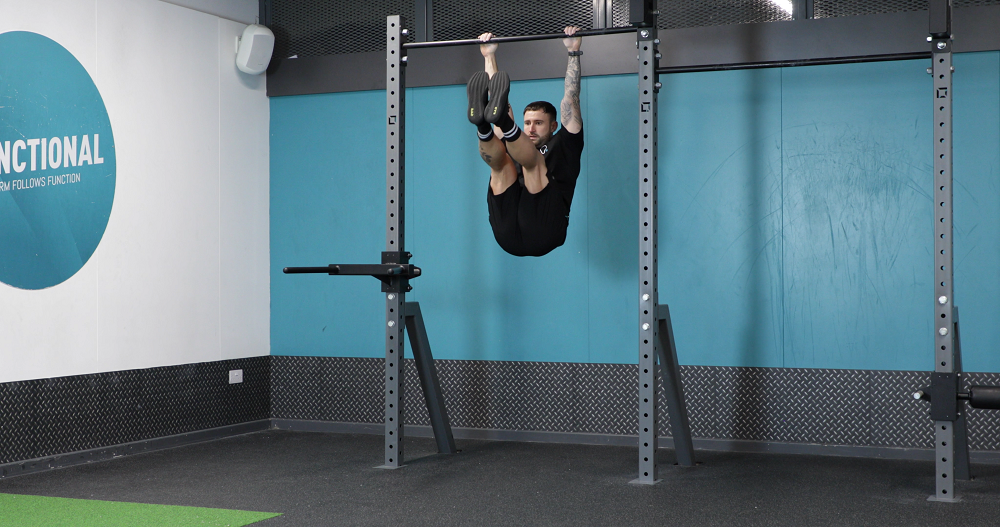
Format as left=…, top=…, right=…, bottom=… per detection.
left=561, top=55, right=582, bottom=131
left=484, top=54, right=498, bottom=77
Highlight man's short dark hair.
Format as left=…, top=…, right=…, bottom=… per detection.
left=523, top=101, right=557, bottom=122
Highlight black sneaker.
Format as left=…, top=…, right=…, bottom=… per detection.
left=467, top=71, right=490, bottom=126
left=484, top=71, right=510, bottom=125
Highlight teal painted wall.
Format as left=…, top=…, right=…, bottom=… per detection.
left=270, top=52, right=1000, bottom=372
left=953, top=52, right=1000, bottom=372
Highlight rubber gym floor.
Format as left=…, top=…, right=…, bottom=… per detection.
left=1, top=430, right=999, bottom=526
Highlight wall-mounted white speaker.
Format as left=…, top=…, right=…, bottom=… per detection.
left=236, top=24, right=275, bottom=75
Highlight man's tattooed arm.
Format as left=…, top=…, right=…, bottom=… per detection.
left=560, top=55, right=582, bottom=133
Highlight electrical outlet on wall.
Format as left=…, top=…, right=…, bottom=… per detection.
left=229, top=369, right=243, bottom=384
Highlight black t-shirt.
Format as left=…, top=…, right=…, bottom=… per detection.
left=514, top=126, right=584, bottom=207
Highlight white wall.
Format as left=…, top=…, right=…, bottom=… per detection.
left=161, top=0, right=258, bottom=24
left=0, top=0, right=270, bottom=382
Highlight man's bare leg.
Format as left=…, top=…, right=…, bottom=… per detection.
left=479, top=134, right=518, bottom=195
left=500, top=122, right=547, bottom=194
left=485, top=73, right=549, bottom=194
left=469, top=69, right=518, bottom=194
left=474, top=35, right=548, bottom=194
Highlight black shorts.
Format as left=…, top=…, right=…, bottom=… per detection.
left=487, top=182, right=570, bottom=257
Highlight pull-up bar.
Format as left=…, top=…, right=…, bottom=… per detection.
left=402, top=26, right=636, bottom=50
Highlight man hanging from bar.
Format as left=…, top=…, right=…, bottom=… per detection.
left=467, top=27, right=584, bottom=257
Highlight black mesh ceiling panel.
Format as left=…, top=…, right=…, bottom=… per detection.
left=815, top=0, right=1000, bottom=18
left=269, top=0, right=414, bottom=58
left=431, top=0, right=594, bottom=41
left=610, top=0, right=631, bottom=26
left=813, top=0, right=926, bottom=18
left=611, top=0, right=792, bottom=29
left=269, top=0, right=999, bottom=58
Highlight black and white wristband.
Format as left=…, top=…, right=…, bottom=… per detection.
left=568, top=50, right=583, bottom=56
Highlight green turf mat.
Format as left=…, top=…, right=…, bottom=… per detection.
left=0, top=493, right=281, bottom=527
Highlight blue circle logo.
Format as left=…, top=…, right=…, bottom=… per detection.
left=0, top=32, right=116, bottom=290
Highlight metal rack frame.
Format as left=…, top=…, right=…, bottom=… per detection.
left=929, top=0, right=958, bottom=501
left=381, top=9, right=696, bottom=479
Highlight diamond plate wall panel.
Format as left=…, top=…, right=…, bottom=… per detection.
left=271, top=357, right=1000, bottom=451
left=673, top=367, right=934, bottom=448
left=864, top=370, right=932, bottom=447
left=269, top=0, right=414, bottom=58
left=270, top=356, right=383, bottom=423
left=6, top=357, right=997, bottom=467
left=0, top=381, right=39, bottom=463
left=574, top=363, right=639, bottom=435
left=0, top=358, right=269, bottom=465
left=611, top=0, right=791, bottom=30
left=431, top=0, right=594, bottom=42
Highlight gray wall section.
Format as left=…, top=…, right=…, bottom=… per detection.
left=266, top=5, right=1000, bottom=96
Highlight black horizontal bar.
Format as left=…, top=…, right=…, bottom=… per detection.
left=283, top=266, right=330, bottom=274
left=656, top=52, right=931, bottom=74
left=403, top=26, right=636, bottom=50
left=283, top=264, right=421, bottom=277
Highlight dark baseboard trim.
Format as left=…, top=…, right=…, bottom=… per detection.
left=271, top=418, right=383, bottom=435
left=270, top=418, right=1000, bottom=465
left=271, top=419, right=640, bottom=446
left=0, top=420, right=271, bottom=479
left=4, top=417, right=999, bottom=480
left=691, top=438, right=1000, bottom=465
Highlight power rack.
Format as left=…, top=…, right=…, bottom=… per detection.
left=283, top=0, right=1000, bottom=496
left=285, top=2, right=698, bottom=483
